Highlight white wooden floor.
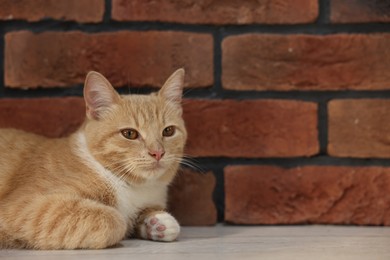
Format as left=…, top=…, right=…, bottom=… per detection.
left=2, top=225, right=390, bottom=260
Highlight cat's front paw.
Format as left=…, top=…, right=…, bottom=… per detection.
left=141, top=212, right=180, bottom=242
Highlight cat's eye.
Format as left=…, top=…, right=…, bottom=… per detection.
left=121, top=129, right=139, bottom=140
left=163, top=126, right=176, bottom=137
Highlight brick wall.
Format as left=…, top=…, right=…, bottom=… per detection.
left=0, top=0, right=390, bottom=226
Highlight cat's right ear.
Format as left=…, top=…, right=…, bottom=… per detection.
left=158, top=68, right=185, bottom=104
left=83, top=71, right=121, bottom=120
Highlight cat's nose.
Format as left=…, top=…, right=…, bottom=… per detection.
left=148, top=149, right=165, bottom=161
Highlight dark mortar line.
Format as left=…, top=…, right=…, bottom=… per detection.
left=0, top=25, right=4, bottom=98
left=184, top=163, right=225, bottom=222
left=211, top=28, right=223, bottom=96
left=318, top=100, right=329, bottom=155
left=0, top=20, right=215, bottom=34
left=317, top=0, right=331, bottom=24
left=218, top=23, right=390, bottom=37
left=4, top=87, right=390, bottom=101
left=103, top=0, right=112, bottom=24
left=0, top=85, right=85, bottom=98
left=1, top=20, right=390, bottom=35
left=211, top=167, right=225, bottom=223
left=0, top=85, right=165, bottom=98
left=192, top=156, right=390, bottom=169
left=187, top=90, right=390, bottom=102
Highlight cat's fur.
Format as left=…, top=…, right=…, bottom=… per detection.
left=0, top=69, right=187, bottom=249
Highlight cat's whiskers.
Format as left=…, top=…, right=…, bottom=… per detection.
left=92, top=151, right=195, bottom=182
left=90, top=160, right=134, bottom=195
left=182, top=154, right=204, bottom=172
left=103, top=161, right=129, bottom=174
left=118, top=160, right=150, bottom=183
left=164, top=154, right=204, bottom=172
left=86, top=152, right=156, bottom=183
left=106, top=162, right=136, bottom=182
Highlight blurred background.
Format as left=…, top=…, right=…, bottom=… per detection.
left=0, top=0, right=389, bottom=226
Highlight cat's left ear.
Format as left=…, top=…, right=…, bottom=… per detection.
left=158, top=68, right=185, bottom=103
left=84, top=71, right=121, bottom=120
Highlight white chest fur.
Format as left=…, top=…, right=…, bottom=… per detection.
left=73, top=132, right=167, bottom=222
left=114, top=181, right=167, bottom=220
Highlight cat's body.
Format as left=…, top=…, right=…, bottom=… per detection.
left=0, top=69, right=187, bottom=249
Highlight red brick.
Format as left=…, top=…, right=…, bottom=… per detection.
left=0, top=98, right=85, bottom=138
left=5, top=31, right=213, bottom=89
left=328, top=99, right=390, bottom=158
left=331, top=0, right=390, bottom=23
left=183, top=99, right=318, bottom=158
left=112, top=0, right=318, bottom=25
left=168, top=169, right=217, bottom=226
left=225, top=165, right=390, bottom=225
left=0, top=0, right=104, bottom=23
left=222, top=34, right=390, bottom=91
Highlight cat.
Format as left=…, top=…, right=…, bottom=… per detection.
left=0, top=69, right=187, bottom=249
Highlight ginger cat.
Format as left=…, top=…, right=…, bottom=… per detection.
left=0, top=69, right=187, bottom=249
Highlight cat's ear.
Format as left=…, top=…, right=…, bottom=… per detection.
left=83, top=71, right=121, bottom=120
left=158, top=68, right=185, bottom=103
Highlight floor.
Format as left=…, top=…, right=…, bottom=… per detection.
left=2, top=225, right=390, bottom=260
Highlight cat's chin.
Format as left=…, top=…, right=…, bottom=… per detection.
left=145, top=160, right=168, bottom=171
left=145, top=165, right=166, bottom=177
left=133, top=164, right=168, bottom=182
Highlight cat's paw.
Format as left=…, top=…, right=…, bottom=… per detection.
left=141, top=212, right=180, bottom=242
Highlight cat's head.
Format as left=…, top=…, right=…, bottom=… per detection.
left=82, top=69, right=187, bottom=185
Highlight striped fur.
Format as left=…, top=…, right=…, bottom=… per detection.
left=0, top=69, right=187, bottom=249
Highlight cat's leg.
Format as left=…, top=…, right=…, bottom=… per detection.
left=0, top=194, right=127, bottom=249
left=0, top=228, right=27, bottom=248
left=135, top=207, right=180, bottom=242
